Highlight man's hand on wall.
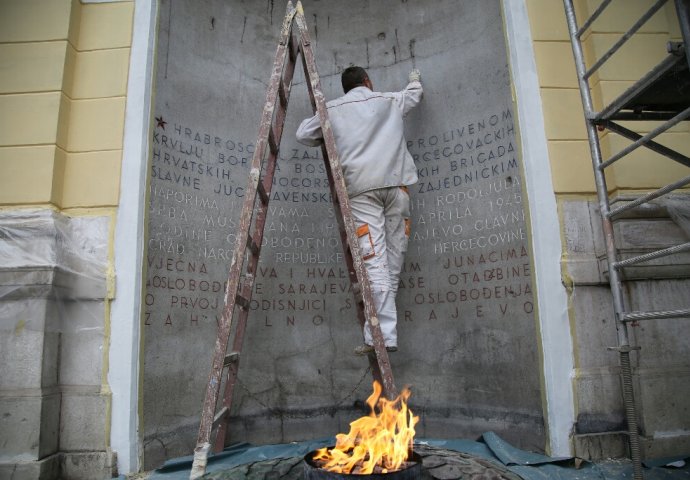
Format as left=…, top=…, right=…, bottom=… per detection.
left=408, top=69, right=421, bottom=83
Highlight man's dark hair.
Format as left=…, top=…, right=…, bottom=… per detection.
left=341, top=66, right=368, bottom=93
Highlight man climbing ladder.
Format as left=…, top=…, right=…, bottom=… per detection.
left=190, top=3, right=416, bottom=478
left=296, top=66, right=423, bottom=355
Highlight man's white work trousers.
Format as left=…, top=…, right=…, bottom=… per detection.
left=349, top=186, right=411, bottom=348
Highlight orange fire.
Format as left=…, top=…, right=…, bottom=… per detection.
left=312, top=381, right=419, bottom=475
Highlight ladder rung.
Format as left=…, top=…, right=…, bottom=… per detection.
left=224, top=352, right=240, bottom=366
left=278, top=78, right=288, bottom=110
left=287, top=33, right=297, bottom=62
left=246, top=236, right=260, bottom=257
left=235, top=293, right=250, bottom=310
left=622, top=309, right=690, bottom=322
left=268, top=128, right=279, bottom=156
left=257, top=181, right=269, bottom=205
left=212, top=406, right=229, bottom=429
left=341, top=242, right=351, bottom=257
left=613, top=242, right=690, bottom=269
left=351, top=282, right=363, bottom=303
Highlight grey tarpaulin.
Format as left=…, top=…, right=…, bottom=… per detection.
left=124, top=432, right=690, bottom=479
left=144, top=439, right=332, bottom=479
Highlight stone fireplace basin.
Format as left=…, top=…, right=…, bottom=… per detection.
left=200, top=444, right=522, bottom=479
left=302, top=450, right=423, bottom=479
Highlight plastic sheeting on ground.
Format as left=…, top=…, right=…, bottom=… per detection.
left=131, top=432, right=690, bottom=479
left=425, top=433, right=690, bottom=480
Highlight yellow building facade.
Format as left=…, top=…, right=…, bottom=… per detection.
left=0, top=0, right=688, bottom=478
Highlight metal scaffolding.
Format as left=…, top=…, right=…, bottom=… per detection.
left=563, top=1, right=690, bottom=479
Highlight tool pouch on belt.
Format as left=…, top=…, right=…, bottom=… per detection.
left=356, top=224, right=376, bottom=260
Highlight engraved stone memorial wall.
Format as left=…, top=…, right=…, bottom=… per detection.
left=143, top=0, right=544, bottom=468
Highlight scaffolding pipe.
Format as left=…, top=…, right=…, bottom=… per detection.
left=675, top=0, right=690, bottom=68
left=607, top=174, right=690, bottom=218
left=623, top=309, right=690, bottom=322
left=584, top=0, right=668, bottom=80
left=599, top=106, right=690, bottom=169
left=614, top=242, right=690, bottom=269
left=563, top=0, right=633, bottom=374
left=576, top=0, right=613, bottom=38
left=563, top=2, right=644, bottom=478
left=595, top=53, right=684, bottom=122
left=601, top=120, right=690, bottom=168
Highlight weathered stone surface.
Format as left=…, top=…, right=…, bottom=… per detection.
left=638, top=369, right=690, bottom=458
left=570, top=285, right=618, bottom=367
left=143, top=0, right=543, bottom=468
left=0, top=328, right=49, bottom=389
left=573, top=432, right=628, bottom=461
left=61, top=449, right=117, bottom=480
left=561, top=199, right=604, bottom=285
left=563, top=198, right=690, bottom=459
left=562, top=198, right=690, bottom=283
left=0, top=393, right=60, bottom=461
left=0, top=454, right=61, bottom=480
left=0, top=451, right=115, bottom=480
left=59, top=391, right=109, bottom=451
left=58, top=301, right=106, bottom=386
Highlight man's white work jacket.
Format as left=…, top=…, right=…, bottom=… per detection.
left=295, top=81, right=423, bottom=198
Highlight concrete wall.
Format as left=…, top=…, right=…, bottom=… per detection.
left=142, top=0, right=546, bottom=468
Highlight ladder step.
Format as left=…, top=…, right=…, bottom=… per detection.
left=622, top=309, right=690, bottom=322
left=246, top=236, right=260, bottom=257
left=268, top=128, right=279, bottom=156
left=257, top=181, right=269, bottom=205
left=351, top=282, right=363, bottom=303
left=235, top=294, right=250, bottom=310
left=212, top=406, right=229, bottom=430
left=224, top=352, right=240, bottom=366
left=287, top=33, right=297, bottom=62
left=278, top=78, right=288, bottom=110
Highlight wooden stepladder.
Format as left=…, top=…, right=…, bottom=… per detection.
left=189, top=2, right=397, bottom=478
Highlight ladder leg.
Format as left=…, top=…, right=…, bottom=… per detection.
left=190, top=3, right=299, bottom=478
left=191, top=4, right=404, bottom=477
left=213, top=307, right=250, bottom=453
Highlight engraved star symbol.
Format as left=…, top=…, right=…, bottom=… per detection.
left=155, top=116, right=167, bottom=130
